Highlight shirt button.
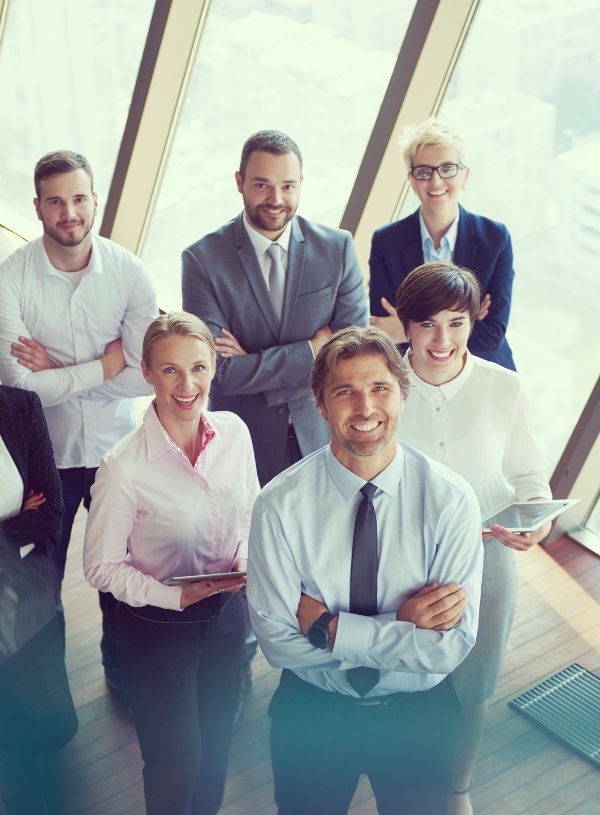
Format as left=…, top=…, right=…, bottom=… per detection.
left=435, top=407, right=441, bottom=412
left=439, top=442, right=444, bottom=447
left=277, top=407, right=287, bottom=415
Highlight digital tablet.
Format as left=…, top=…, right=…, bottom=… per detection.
left=168, top=571, right=247, bottom=585
left=482, top=500, right=579, bottom=532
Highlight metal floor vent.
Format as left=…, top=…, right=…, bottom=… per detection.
left=510, top=663, right=600, bottom=768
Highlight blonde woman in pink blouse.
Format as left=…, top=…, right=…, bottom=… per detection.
left=84, top=312, right=259, bottom=815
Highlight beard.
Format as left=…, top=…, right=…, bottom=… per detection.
left=42, top=209, right=96, bottom=247
left=330, top=415, right=399, bottom=459
left=244, top=200, right=295, bottom=234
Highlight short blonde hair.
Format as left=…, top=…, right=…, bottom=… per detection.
left=398, top=118, right=466, bottom=174
left=142, top=312, right=216, bottom=368
left=310, top=326, right=411, bottom=406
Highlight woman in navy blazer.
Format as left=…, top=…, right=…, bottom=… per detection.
left=369, top=118, right=516, bottom=371
left=0, top=385, right=77, bottom=814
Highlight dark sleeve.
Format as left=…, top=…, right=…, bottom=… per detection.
left=368, top=231, right=396, bottom=316
left=471, top=226, right=514, bottom=353
left=0, top=392, right=64, bottom=553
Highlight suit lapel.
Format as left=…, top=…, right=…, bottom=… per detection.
left=400, top=209, right=425, bottom=275
left=454, top=206, right=478, bottom=269
left=232, top=215, right=279, bottom=340
left=279, top=218, right=304, bottom=339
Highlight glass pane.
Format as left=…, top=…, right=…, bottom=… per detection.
left=398, top=0, right=600, bottom=470
left=0, top=0, right=154, bottom=238
left=142, top=0, right=417, bottom=311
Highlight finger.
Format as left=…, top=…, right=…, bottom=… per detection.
left=430, top=597, right=467, bottom=624
left=370, top=316, right=383, bottom=327
left=420, top=583, right=462, bottom=604
left=220, top=328, right=234, bottom=337
left=433, top=614, right=462, bottom=631
left=18, top=336, right=41, bottom=348
left=412, top=583, right=440, bottom=598
left=380, top=297, right=397, bottom=317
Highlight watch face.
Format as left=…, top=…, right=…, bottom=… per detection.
left=308, top=623, right=328, bottom=649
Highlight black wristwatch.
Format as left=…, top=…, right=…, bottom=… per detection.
left=307, top=612, right=336, bottom=649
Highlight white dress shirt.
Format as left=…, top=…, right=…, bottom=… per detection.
left=0, top=433, right=23, bottom=521
left=248, top=443, right=483, bottom=697
left=398, top=351, right=551, bottom=518
left=419, top=209, right=459, bottom=264
left=0, top=236, right=158, bottom=468
left=84, top=405, right=260, bottom=611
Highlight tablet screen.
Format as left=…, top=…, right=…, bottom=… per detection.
left=482, top=500, right=579, bottom=532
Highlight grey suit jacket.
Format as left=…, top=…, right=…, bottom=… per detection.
left=182, top=213, right=368, bottom=485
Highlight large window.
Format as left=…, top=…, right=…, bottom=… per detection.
left=398, top=0, right=600, bottom=469
left=0, top=0, right=154, bottom=238
left=141, top=0, right=416, bottom=310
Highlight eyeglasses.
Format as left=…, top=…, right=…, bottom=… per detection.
left=410, top=163, right=465, bottom=181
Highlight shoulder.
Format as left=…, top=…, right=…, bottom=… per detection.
left=93, top=235, right=144, bottom=270
left=468, top=355, right=521, bottom=396
left=295, top=215, right=351, bottom=247
left=400, top=441, right=478, bottom=507
left=461, top=207, right=510, bottom=242
left=0, top=238, right=38, bottom=279
left=100, top=423, right=145, bottom=472
left=183, top=218, right=237, bottom=259
left=205, top=409, right=252, bottom=441
left=371, top=210, right=418, bottom=246
left=0, top=384, right=35, bottom=410
left=260, top=446, right=327, bottom=503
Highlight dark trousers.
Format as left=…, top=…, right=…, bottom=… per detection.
left=56, top=467, right=117, bottom=668
left=270, top=670, right=459, bottom=815
left=0, top=549, right=78, bottom=814
left=115, top=592, right=244, bottom=815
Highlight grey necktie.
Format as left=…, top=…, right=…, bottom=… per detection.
left=347, top=482, right=380, bottom=696
left=266, top=242, right=285, bottom=323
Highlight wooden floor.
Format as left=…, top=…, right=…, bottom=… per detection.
left=15, top=511, right=600, bottom=813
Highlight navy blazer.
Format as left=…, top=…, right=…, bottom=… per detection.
left=0, top=386, right=63, bottom=565
left=369, top=206, right=515, bottom=370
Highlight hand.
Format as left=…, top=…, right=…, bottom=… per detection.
left=396, top=583, right=467, bottom=631
left=477, top=293, right=492, bottom=321
left=179, top=573, right=247, bottom=609
left=23, top=489, right=46, bottom=511
left=215, top=328, right=247, bottom=359
left=232, top=557, right=247, bottom=573
left=297, top=593, right=329, bottom=636
left=490, top=521, right=551, bottom=552
left=309, top=325, right=333, bottom=357
left=101, top=337, right=126, bottom=380
left=370, top=297, right=407, bottom=343
left=11, top=336, right=62, bottom=371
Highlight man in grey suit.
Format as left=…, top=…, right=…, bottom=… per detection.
left=182, top=130, right=368, bottom=487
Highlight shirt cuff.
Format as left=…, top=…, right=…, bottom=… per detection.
left=331, top=611, right=372, bottom=663
left=146, top=580, right=184, bottom=611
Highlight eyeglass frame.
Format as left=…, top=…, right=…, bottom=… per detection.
left=409, top=163, right=466, bottom=181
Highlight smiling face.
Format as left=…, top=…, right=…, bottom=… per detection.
left=34, top=168, right=97, bottom=249
left=405, top=309, right=472, bottom=385
left=235, top=150, right=302, bottom=238
left=319, top=353, right=403, bottom=476
left=408, top=143, right=469, bottom=221
left=141, top=334, right=215, bottom=433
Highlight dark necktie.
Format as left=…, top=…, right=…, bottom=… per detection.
left=347, top=482, right=380, bottom=696
left=266, top=242, right=285, bottom=323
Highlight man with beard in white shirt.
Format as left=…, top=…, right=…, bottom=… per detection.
left=0, top=150, right=157, bottom=701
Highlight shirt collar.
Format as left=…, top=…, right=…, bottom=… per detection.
left=324, top=444, right=404, bottom=500
left=418, top=209, right=460, bottom=254
left=406, top=349, right=474, bottom=402
left=38, top=234, right=103, bottom=278
left=143, top=402, right=218, bottom=464
left=242, top=210, right=292, bottom=259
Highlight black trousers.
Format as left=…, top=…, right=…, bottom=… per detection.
left=115, top=592, right=244, bottom=815
left=270, top=669, right=459, bottom=815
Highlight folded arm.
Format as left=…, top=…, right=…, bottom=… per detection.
left=471, top=228, right=514, bottom=354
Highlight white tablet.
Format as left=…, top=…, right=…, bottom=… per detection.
left=168, top=571, right=247, bottom=585
left=482, top=500, right=579, bottom=533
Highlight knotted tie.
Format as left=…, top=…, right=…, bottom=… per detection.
left=347, top=482, right=380, bottom=696
left=266, top=242, right=285, bottom=323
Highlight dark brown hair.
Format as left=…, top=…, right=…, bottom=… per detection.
left=34, top=151, right=93, bottom=197
left=310, top=326, right=410, bottom=406
left=394, top=262, right=481, bottom=331
left=239, top=130, right=303, bottom=178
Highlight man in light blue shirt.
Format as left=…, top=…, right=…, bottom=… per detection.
left=248, top=326, right=483, bottom=815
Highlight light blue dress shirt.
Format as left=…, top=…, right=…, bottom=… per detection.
left=419, top=210, right=459, bottom=264
left=248, top=442, right=483, bottom=698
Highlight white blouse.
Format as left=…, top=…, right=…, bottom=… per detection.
left=83, top=405, right=260, bottom=611
left=398, top=351, right=551, bottom=519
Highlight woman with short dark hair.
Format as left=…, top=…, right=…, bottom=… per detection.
left=395, top=262, right=551, bottom=815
